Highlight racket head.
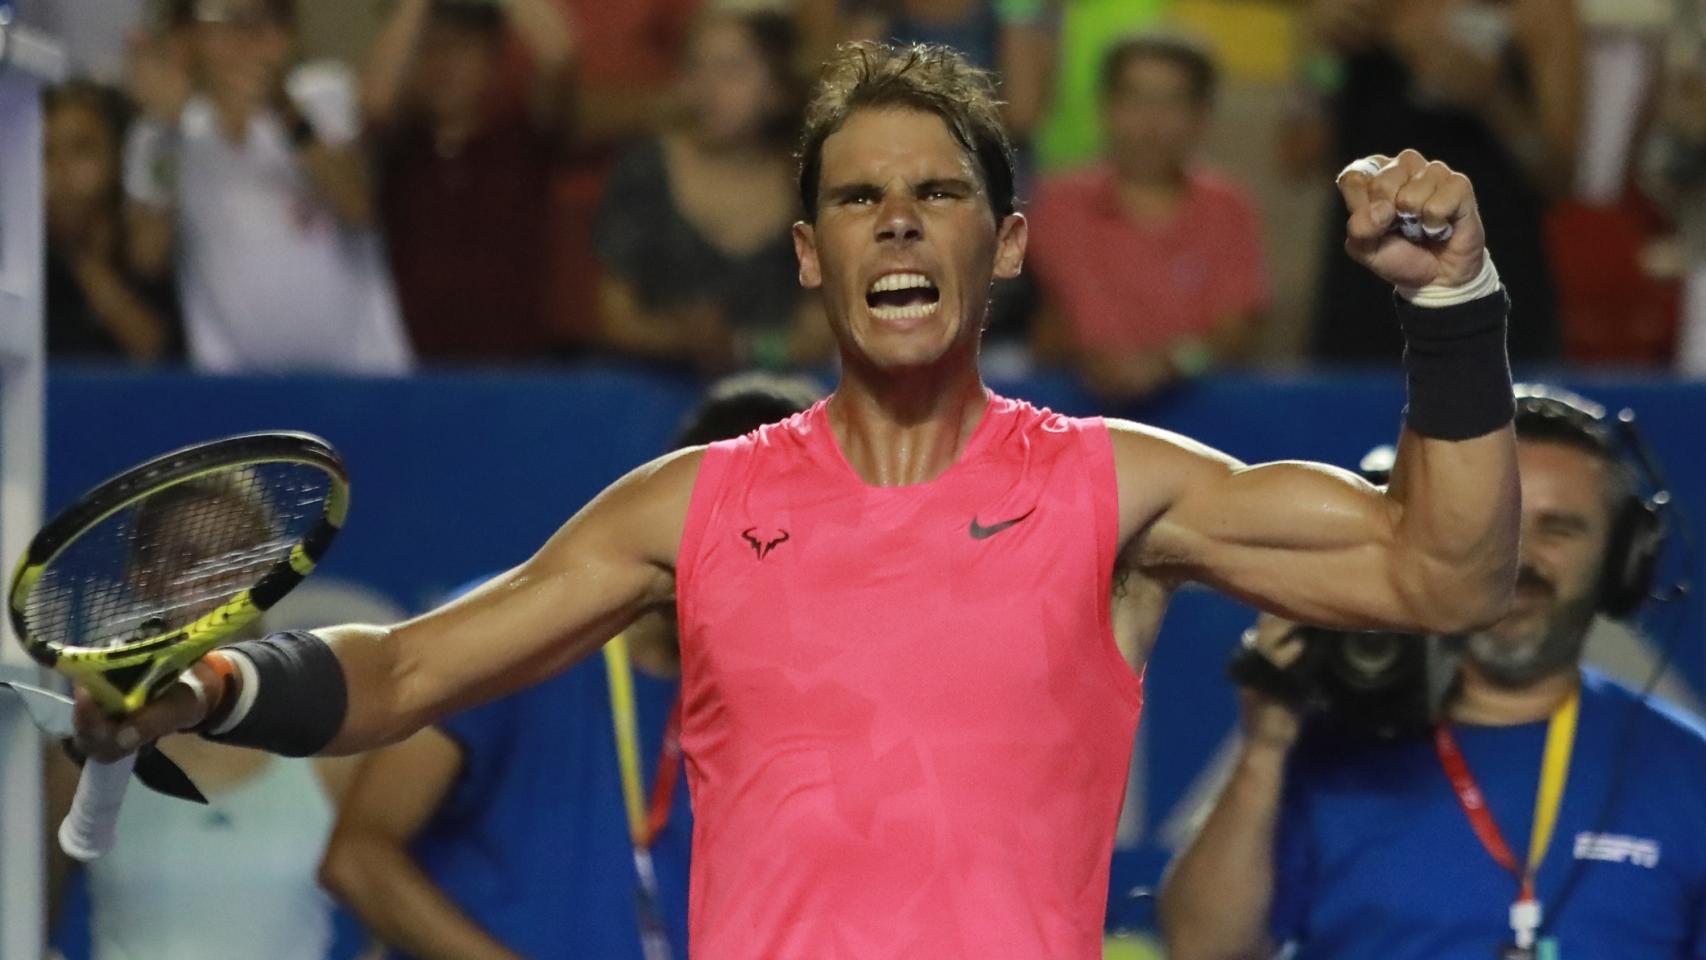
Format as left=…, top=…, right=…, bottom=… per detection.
left=8, top=431, right=349, bottom=714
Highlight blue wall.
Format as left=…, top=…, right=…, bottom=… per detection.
left=47, top=365, right=1706, bottom=934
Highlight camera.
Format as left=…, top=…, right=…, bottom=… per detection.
left=1224, top=443, right=1461, bottom=740
left=1229, top=626, right=1463, bottom=740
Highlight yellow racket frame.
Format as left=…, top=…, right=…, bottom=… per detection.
left=8, top=433, right=349, bottom=715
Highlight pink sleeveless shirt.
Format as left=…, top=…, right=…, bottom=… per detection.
left=675, top=392, right=1143, bottom=959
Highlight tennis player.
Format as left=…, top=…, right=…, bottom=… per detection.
left=79, top=42, right=1521, bottom=959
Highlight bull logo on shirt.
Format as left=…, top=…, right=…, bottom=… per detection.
left=742, top=527, right=790, bottom=560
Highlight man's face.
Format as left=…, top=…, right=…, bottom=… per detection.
left=793, top=107, right=1026, bottom=371
left=130, top=494, right=273, bottom=628
left=190, top=0, right=292, bottom=106
left=416, top=20, right=497, bottom=125
left=1465, top=441, right=1618, bottom=687
left=682, top=19, right=779, bottom=148
left=1102, top=56, right=1207, bottom=180
left=45, top=101, right=117, bottom=240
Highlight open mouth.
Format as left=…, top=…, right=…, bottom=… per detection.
left=865, top=272, right=941, bottom=321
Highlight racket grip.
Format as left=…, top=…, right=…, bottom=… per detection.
left=59, top=753, right=137, bottom=861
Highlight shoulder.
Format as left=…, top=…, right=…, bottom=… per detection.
left=1583, top=669, right=1706, bottom=761
left=1106, top=417, right=1243, bottom=482
left=1187, top=167, right=1256, bottom=204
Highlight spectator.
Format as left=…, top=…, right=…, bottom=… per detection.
left=1032, top=0, right=1166, bottom=172
left=1302, top=0, right=1582, bottom=365
left=44, top=80, right=180, bottom=363
left=537, top=0, right=702, bottom=351
left=1540, top=1, right=1678, bottom=365
left=123, top=0, right=413, bottom=374
left=363, top=0, right=574, bottom=362
left=1160, top=388, right=1706, bottom=960
left=319, top=374, right=822, bottom=960
left=593, top=9, right=830, bottom=372
left=1028, top=33, right=1268, bottom=404
left=1650, top=9, right=1706, bottom=373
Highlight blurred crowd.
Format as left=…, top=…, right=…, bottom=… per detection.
left=31, top=0, right=1706, bottom=401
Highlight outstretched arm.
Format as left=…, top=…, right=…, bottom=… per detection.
left=75, top=447, right=703, bottom=760
left=1120, top=151, right=1520, bottom=634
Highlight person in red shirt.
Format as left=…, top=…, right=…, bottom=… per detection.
left=83, top=43, right=1521, bottom=960
left=364, top=0, right=575, bottom=361
left=1030, top=33, right=1269, bottom=402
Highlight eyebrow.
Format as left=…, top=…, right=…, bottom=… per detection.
left=915, top=177, right=979, bottom=196
left=819, top=176, right=983, bottom=205
left=820, top=181, right=884, bottom=205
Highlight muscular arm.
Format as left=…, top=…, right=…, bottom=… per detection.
left=1159, top=742, right=1290, bottom=960
left=1119, top=420, right=1517, bottom=633
left=1116, top=150, right=1520, bottom=634
left=319, top=729, right=521, bottom=960
left=76, top=434, right=700, bottom=766
left=319, top=448, right=698, bottom=754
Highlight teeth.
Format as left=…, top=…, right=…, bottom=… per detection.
left=868, top=300, right=940, bottom=321
left=868, top=272, right=935, bottom=294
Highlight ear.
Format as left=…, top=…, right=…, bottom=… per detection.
left=793, top=220, right=822, bottom=289
left=993, top=212, right=1027, bottom=281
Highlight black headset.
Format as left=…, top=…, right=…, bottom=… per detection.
left=1511, top=384, right=1670, bottom=618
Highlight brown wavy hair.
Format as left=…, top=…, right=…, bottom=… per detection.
left=796, top=42, right=1015, bottom=222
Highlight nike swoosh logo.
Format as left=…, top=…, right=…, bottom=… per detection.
left=969, top=507, right=1035, bottom=540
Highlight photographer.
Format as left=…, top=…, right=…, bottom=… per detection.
left=1160, top=387, right=1706, bottom=960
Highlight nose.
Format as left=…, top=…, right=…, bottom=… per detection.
left=874, top=194, right=923, bottom=245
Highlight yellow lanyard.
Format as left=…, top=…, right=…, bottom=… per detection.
left=1528, top=689, right=1580, bottom=877
left=1436, top=688, right=1580, bottom=901
left=603, top=634, right=649, bottom=846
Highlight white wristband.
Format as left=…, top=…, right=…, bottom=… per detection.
left=1398, top=252, right=1502, bottom=308
left=174, top=668, right=213, bottom=729
left=208, top=650, right=260, bottom=736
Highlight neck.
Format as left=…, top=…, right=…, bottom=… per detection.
left=1450, top=663, right=1581, bottom=726
left=826, top=356, right=988, bottom=486
left=1113, top=159, right=1187, bottom=192
left=212, top=96, right=259, bottom=143
left=1113, top=168, right=1189, bottom=223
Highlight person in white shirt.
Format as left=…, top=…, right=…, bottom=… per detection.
left=123, top=0, right=413, bottom=374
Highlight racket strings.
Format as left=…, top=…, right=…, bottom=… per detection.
left=20, top=463, right=333, bottom=652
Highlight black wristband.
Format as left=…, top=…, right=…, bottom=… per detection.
left=1397, top=289, right=1514, bottom=440
left=202, top=630, right=347, bottom=757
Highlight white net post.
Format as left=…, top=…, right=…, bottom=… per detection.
left=0, top=19, right=63, bottom=960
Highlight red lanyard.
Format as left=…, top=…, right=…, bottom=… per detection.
left=1433, top=690, right=1580, bottom=904
left=643, top=697, right=683, bottom=847
left=1436, top=725, right=1533, bottom=898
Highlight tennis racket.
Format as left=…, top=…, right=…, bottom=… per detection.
left=8, top=431, right=348, bottom=861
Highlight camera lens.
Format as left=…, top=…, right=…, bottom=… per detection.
left=1335, top=632, right=1403, bottom=686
